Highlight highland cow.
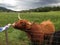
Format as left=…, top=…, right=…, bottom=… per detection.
left=12, top=19, right=55, bottom=45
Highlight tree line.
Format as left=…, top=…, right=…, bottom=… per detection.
left=0, top=6, right=60, bottom=12
left=20, top=6, right=60, bottom=12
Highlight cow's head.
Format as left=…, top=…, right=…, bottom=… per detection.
left=12, top=15, right=31, bottom=31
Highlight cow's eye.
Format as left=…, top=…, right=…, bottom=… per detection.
left=21, top=23, right=26, bottom=26
left=20, top=22, right=26, bottom=26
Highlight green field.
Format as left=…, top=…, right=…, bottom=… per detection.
left=0, top=11, right=60, bottom=45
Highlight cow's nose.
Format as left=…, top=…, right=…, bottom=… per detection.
left=12, top=23, right=15, bottom=27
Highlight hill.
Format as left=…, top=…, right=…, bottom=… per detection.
left=0, top=7, right=13, bottom=12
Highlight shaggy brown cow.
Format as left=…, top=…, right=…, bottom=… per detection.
left=12, top=19, right=55, bottom=45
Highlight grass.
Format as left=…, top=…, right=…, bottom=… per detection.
left=0, top=11, right=60, bottom=45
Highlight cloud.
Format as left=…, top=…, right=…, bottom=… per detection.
left=0, top=0, right=60, bottom=11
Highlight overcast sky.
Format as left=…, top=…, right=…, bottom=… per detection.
left=0, top=0, right=60, bottom=11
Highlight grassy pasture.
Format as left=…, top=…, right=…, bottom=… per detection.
left=0, top=11, right=60, bottom=45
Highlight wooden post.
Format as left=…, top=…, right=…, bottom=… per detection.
left=5, top=30, right=9, bottom=45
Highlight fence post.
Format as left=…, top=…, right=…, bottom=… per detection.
left=5, top=30, right=9, bottom=45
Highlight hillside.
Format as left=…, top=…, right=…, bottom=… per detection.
left=0, top=7, right=13, bottom=12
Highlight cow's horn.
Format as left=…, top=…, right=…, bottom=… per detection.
left=18, top=13, right=22, bottom=20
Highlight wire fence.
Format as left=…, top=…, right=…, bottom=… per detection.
left=28, top=30, right=60, bottom=45
left=42, top=30, right=60, bottom=45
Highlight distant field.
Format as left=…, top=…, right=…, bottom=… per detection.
left=0, top=11, right=60, bottom=45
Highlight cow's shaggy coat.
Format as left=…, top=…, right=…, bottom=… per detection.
left=12, top=20, right=56, bottom=45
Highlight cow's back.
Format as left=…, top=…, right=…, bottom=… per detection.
left=40, top=20, right=55, bottom=34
